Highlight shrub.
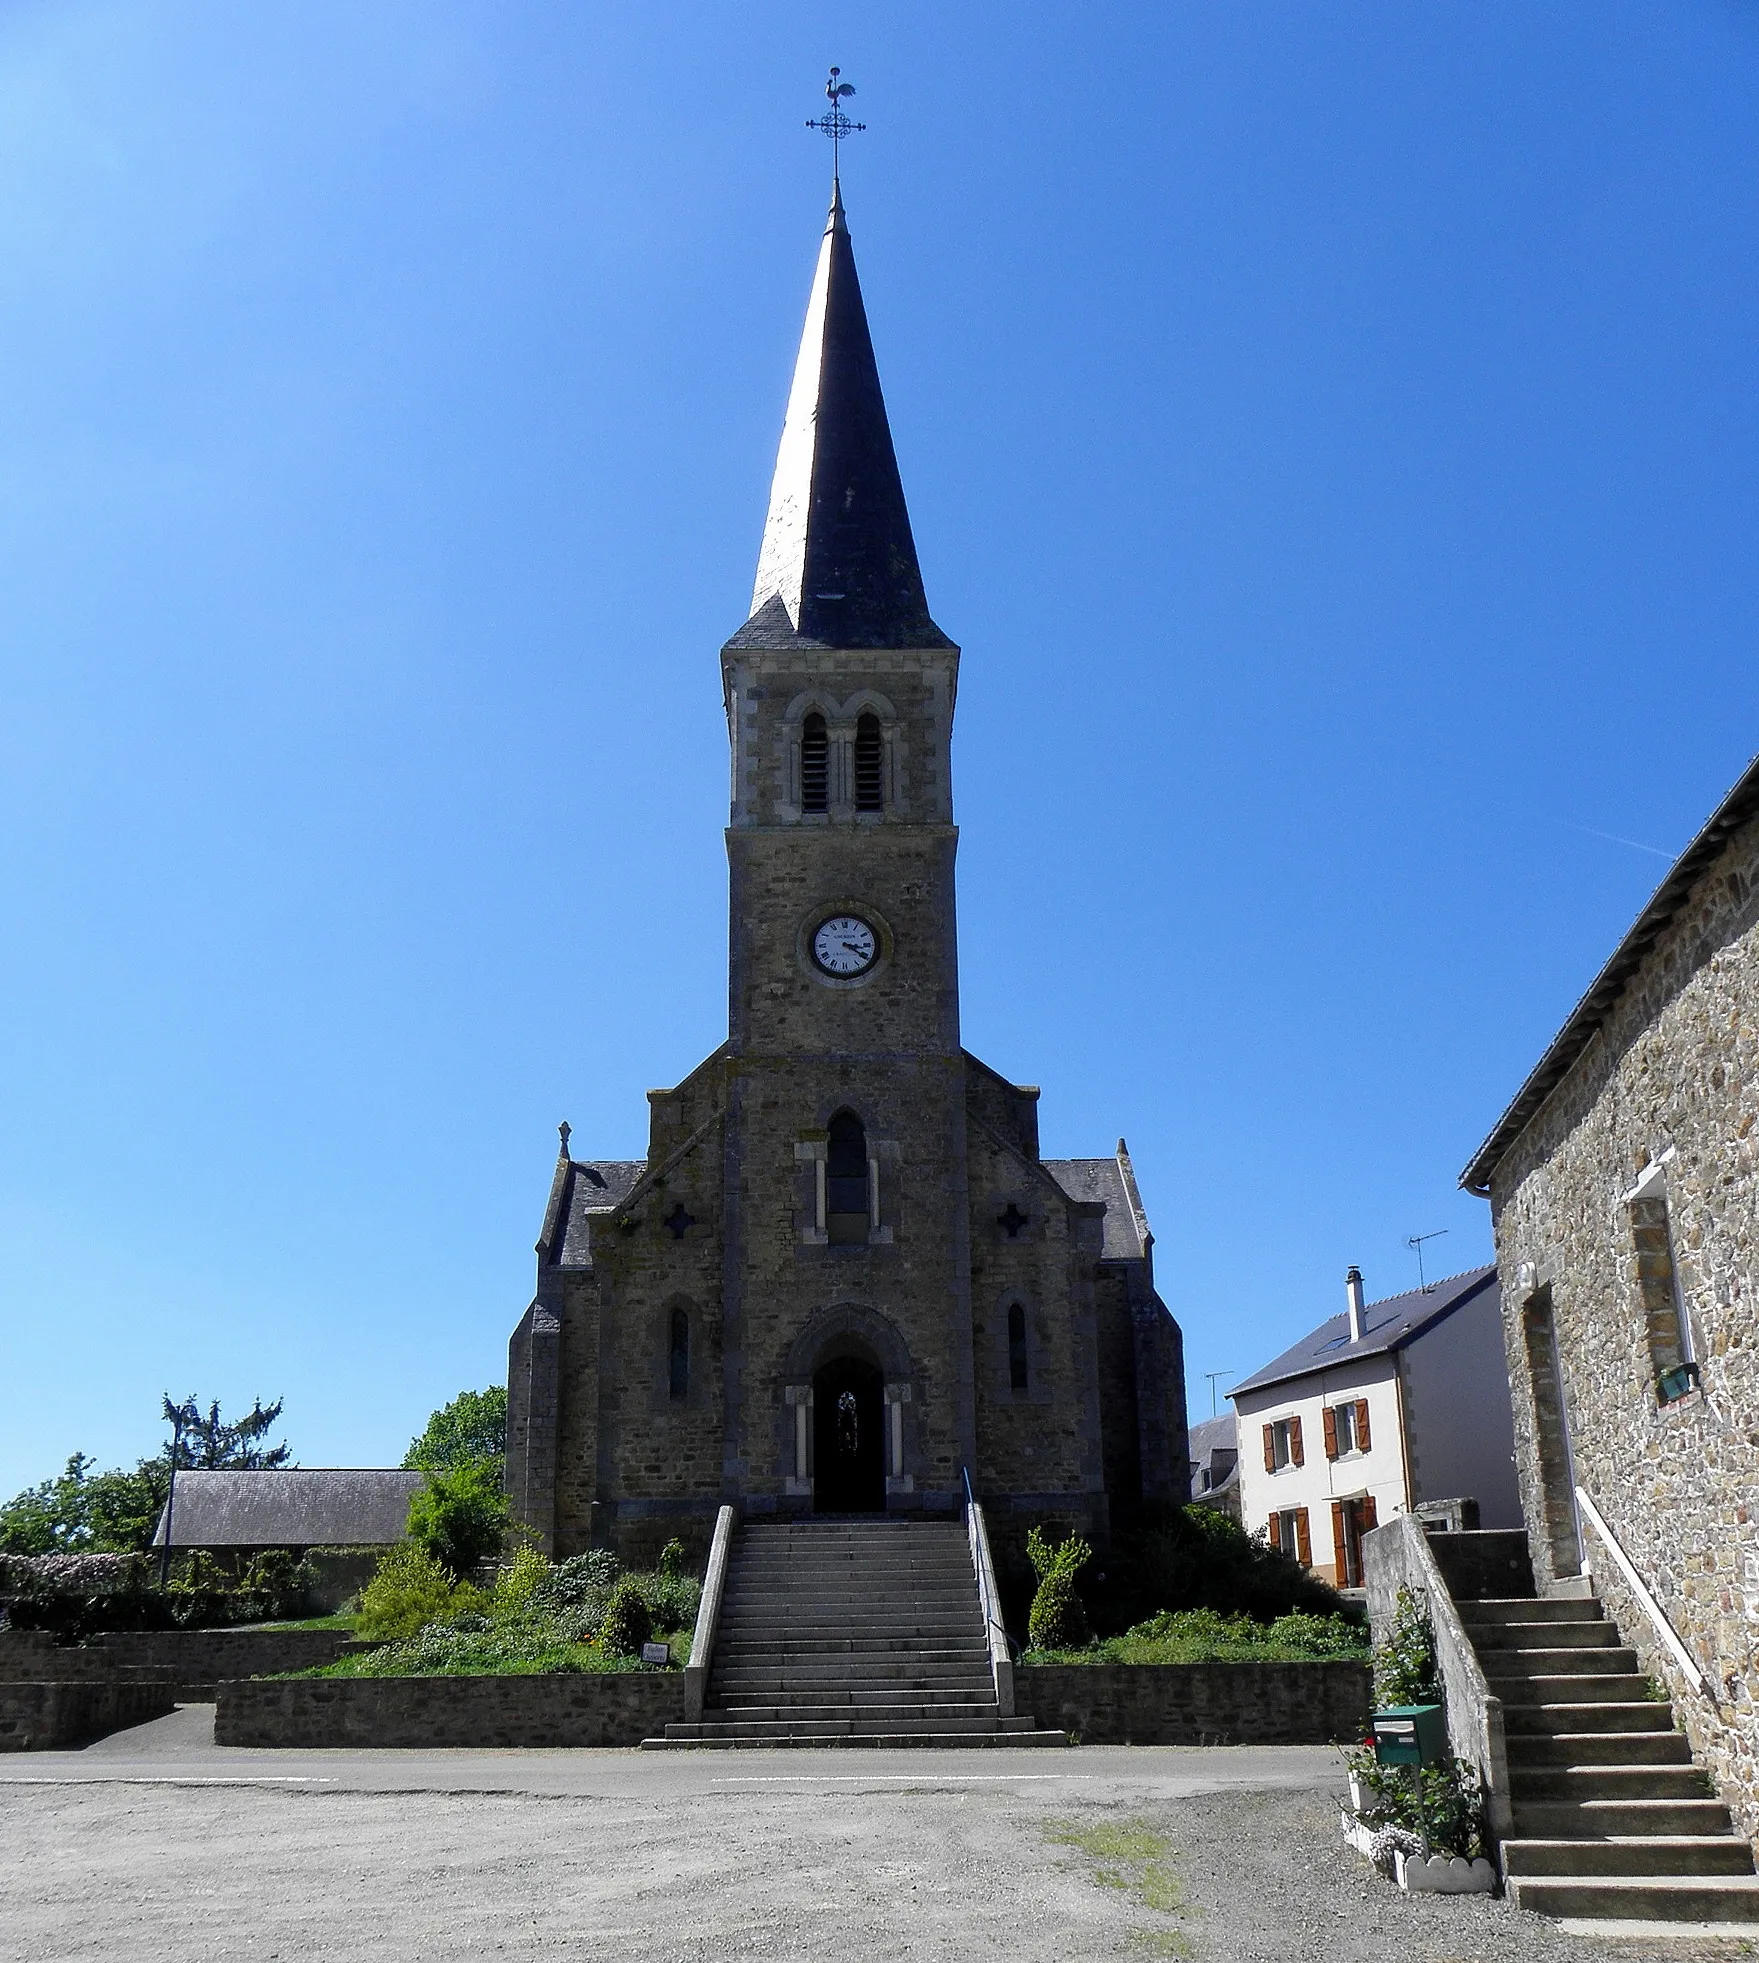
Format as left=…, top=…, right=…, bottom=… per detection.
left=641, top=1570, right=701, bottom=1637
left=405, top=1458, right=508, bottom=1579
left=1086, top=1503, right=1349, bottom=1633
left=1374, top=1586, right=1441, bottom=1707
left=1039, top=1607, right=1369, bottom=1665
left=1345, top=1745, right=1484, bottom=1861
left=528, top=1550, right=621, bottom=1639
left=1027, top=1527, right=1092, bottom=1650
left=599, top=1578, right=654, bottom=1656
left=357, top=1544, right=479, bottom=1641
left=657, top=1538, right=688, bottom=1580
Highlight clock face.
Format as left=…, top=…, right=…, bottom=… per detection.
left=812, top=914, right=878, bottom=977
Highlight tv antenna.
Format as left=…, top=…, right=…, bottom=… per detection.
left=1407, top=1229, right=1449, bottom=1292
left=807, top=67, right=865, bottom=177
left=1203, top=1370, right=1236, bottom=1419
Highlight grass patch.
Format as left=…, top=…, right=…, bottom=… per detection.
left=1027, top=1607, right=1366, bottom=1666
left=287, top=1627, right=689, bottom=1679
left=1043, top=1814, right=1189, bottom=1952
left=253, top=1613, right=360, bottom=1632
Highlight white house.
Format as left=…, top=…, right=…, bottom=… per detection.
left=1230, top=1266, right=1519, bottom=1590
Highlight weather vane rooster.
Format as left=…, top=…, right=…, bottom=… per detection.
left=806, top=67, right=865, bottom=176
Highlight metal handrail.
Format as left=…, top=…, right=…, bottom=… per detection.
left=1576, top=1486, right=1709, bottom=1697
left=685, top=1504, right=736, bottom=1722
left=961, top=1466, right=1015, bottom=1719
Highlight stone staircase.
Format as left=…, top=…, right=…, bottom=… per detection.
left=643, top=1518, right=1064, bottom=1748
left=1460, top=1594, right=1759, bottom=1925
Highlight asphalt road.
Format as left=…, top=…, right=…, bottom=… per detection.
left=4, top=1706, right=1755, bottom=1961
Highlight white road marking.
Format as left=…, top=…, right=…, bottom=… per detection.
left=711, top=1773, right=1095, bottom=1784
left=0, top=1775, right=338, bottom=1786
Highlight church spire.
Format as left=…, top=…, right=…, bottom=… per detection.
left=736, top=183, right=951, bottom=650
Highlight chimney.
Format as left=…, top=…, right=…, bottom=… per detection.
left=1346, top=1267, right=1366, bottom=1343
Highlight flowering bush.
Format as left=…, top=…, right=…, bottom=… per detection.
left=0, top=1553, right=147, bottom=1595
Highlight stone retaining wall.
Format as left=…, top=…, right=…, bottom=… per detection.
left=1021, top=1661, right=1369, bottom=1746
left=217, top=1671, right=686, bottom=1748
left=0, top=1681, right=176, bottom=1751
left=94, top=1629, right=363, bottom=1697
left=0, top=1628, right=367, bottom=1699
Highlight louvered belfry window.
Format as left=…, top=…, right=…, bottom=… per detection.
left=854, top=713, right=884, bottom=812
left=801, top=713, right=829, bottom=813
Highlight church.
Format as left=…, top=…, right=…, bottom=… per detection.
left=505, top=182, right=1189, bottom=1564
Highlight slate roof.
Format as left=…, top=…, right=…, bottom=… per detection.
left=1230, top=1266, right=1499, bottom=1400
left=1187, top=1413, right=1239, bottom=1467
left=1462, top=753, right=1759, bottom=1195
left=1044, top=1145, right=1150, bottom=1260
left=728, top=181, right=953, bottom=653
left=556, top=1159, right=646, bottom=1267
left=152, top=1469, right=426, bottom=1548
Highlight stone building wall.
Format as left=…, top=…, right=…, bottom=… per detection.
left=1488, top=802, right=1759, bottom=1836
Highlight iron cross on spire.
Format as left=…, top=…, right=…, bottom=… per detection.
left=806, top=66, right=864, bottom=176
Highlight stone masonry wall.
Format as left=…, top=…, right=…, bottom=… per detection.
left=1489, top=802, right=1759, bottom=1838
left=1023, top=1661, right=1370, bottom=1747
left=216, top=1671, right=685, bottom=1748
left=0, top=1681, right=175, bottom=1751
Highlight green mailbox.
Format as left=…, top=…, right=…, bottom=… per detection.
left=1371, top=1703, right=1446, bottom=1767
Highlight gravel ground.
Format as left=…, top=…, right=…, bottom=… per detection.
left=3, top=1774, right=1754, bottom=1961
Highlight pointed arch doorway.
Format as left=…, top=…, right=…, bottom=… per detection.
left=812, top=1353, right=885, bottom=1513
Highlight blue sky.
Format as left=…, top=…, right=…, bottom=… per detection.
left=2, top=2, right=1756, bottom=1491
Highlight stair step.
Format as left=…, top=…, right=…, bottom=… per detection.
left=1503, top=1702, right=1676, bottom=1736
left=640, top=1729, right=1069, bottom=1751
left=1511, top=1765, right=1714, bottom=1802
left=1484, top=1646, right=1641, bottom=1677
left=1506, top=1874, right=1759, bottom=1922
left=1460, top=1597, right=1606, bottom=1624
left=1515, top=1799, right=1735, bottom=1838
left=1487, top=1673, right=1652, bottom=1703
left=1503, top=1838, right=1757, bottom=1878
left=1507, top=1732, right=1694, bottom=1767
left=1469, top=1622, right=1625, bottom=1650
left=714, top=1702, right=1002, bottom=1722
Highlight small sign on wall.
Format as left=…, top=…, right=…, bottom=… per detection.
left=641, top=1643, right=672, bottom=1666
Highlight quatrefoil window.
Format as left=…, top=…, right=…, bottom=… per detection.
left=998, top=1203, right=1029, bottom=1239
left=662, top=1203, right=697, bottom=1240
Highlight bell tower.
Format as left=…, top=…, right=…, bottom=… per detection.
left=722, top=181, right=962, bottom=1064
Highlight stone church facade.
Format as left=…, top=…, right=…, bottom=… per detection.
left=506, top=184, right=1189, bottom=1564
left=1462, top=754, right=1759, bottom=1836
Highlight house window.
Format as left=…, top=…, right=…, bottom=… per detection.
left=800, top=713, right=829, bottom=814
left=1262, top=1415, right=1304, bottom=1472
left=1626, top=1165, right=1701, bottom=1403
left=1268, top=1507, right=1312, bottom=1565
left=668, top=1307, right=689, bottom=1402
left=825, top=1110, right=871, bottom=1245
left=1324, top=1399, right=1371, bottom=1459
left=854, top=713, right=884, bottom=812
left=1007, top=1303, right=1029, bottom=1391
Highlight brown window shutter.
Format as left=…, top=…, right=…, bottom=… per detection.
left=1289, top=1415, right=1305, bottom=1467
left=1262, top=1424, right=1276, bottom=1474
left=1294, top=1509, right=1312, bottom=1566
left=1356, top=1398, right=1371, bottom=1452
left=1360, top=1493, right=1379, bottom=1533
left=1331, top=1500, right=1348, bottom=1581
left=1267, top=1512, right=1282, bottom=1554
left=1322, top=1406, right=1338, bottom=1459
